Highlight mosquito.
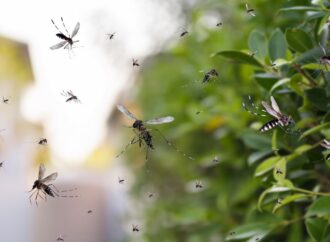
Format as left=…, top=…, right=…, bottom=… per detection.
left=320, top=139, right=330, bottom=160
left=245, top=3, right=256, bottom=16
left=212, top=156, right=219, bottom=163
left=118, top=177, right=125, bottom=184
left=202, top=69, right=219, bottom=84
left=216, top=22, right=223, bottom=27
left=50, top=17, right=80, bottom=52
left=28, top=163, right=58, bottom=206
left=148, top=192, right=155, bottom=198
left=318, top=43, right=330, bottom=70
left=116, top=104, right=193, bottom=160
left=180, top=29, right=189, bottom=37
left=61, top=90, right=81, bottom=103
left=229, top=231, right=236, bottom=236
left=0, top=161, right=4, bottom=168
left=38, top=138, right=48, bottom=146
left=56, top=235, right=65, bottom=241
left=106, top=32, right=116, bottom=40
left=275, top=167, right=283, bottom=175
left=87, top=210, right=93, bottom=214
left=243, top=96, right=294, bottom=132
left=2, top=97, right=9, bottom=104
left=195, top=181, right=203, bottom=189
left=132, top=59, right=140, bottom=67
left=132, top=225, right=140, bottom=232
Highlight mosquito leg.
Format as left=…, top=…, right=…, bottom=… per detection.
left=152, top=128, right=194, bottom=160
left=35, top=190, right=40, bottom=206
left=61, top=17, right=70, bottom=37
left=115, top=136, right=140, bottom=158
left=29, top=190, right=37, bottom=204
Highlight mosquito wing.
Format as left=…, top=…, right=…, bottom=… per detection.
left=40, top=172, right=58, bottom=183
left=38, top=163, right=46, bottom=180
left=145, top=116, right=174, bottom=125
left=261, top=101, right=281, bottom=119
left=117, top=105, right=137, bottom=120
left=270, top=96, right=281, bottom=114
left=71, top=22, right=80, bottom=38
left=321, top=139, right=330, bottom=149
left=50, top=41, right=67, bottom=50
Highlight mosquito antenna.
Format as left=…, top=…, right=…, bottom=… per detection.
left=61, top=17, right=70, bottom=37
left=152, top=128, right=194, bottom=160
left=51, top=19, right=63, bottom=34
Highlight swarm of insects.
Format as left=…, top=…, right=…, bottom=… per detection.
left=106, top=32, right=116, bottom=40
left=132, top=59, right=140, bottom=67
left=132, top=225, right=140, bottom=232
left=61, top=90, right=81, bottom=103
left=243, top=96, right=294, bottom=132
left=50, top=17, right=80, bottom=52
left=116, top=104, right=192, bottom=160
left=320, top=139, right=330, bottom=160
left=245, top=3, right=255, bottom=16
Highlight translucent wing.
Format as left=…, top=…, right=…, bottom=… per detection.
left=40, top=172, right=58, bottom=183
left=261, top=101, right=281, bottom=119
left=38, top=163, right=46, bottom=180
left=145, top=116, right=174, bottom=125
left=50, top=41, right=67, bottom=50
left=71, top=22, right=80, bottom=38
left=245, top=3, right=249, bottom=10
left=321, top=139, right=330, bottom=149
left=270, top=96, right=281, bottom=114
left=117, top=105, right=137, bottom=120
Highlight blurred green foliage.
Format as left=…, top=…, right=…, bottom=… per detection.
left=127, top=0, right=330, bottom=241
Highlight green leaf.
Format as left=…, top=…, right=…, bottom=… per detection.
left=248, top=30, right=267, bottom=60
left=215, top=50, right=264, bottom=68
left=270, top=78, right=290, bottom=94
left=278, top=6, right=323, bottom=13
left=306, top=196, right=330, bottom=217
left=285, top=29, right=313, bottom=53
left=269, top=28, right=287, bottom=61
left=300, top=122, right=330, bottom=140
left=258, top=186, right=292, bottom=211
left=226, top=223, right=272, bottom=241
left=255, top=156, right=282, bottom=177
left=274, top=158, right=286, bottom=183
left=305, top=88, right=330, bottom=111
left=254, top=73, right=279, bottom=91
left=273, top=194, right=309, bottom=213
left=241, top=132, right=272, bottom=150
left=248, top=150, right=273, bottom=166
left=305, top=217, right=330, bottom=242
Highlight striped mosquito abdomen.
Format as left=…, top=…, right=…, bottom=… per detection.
left=259, top=119, right=280, bottom=132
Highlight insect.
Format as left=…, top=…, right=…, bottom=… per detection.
left=2, top=97, right=9, bottom=104
left=50, top=17, right=80, bottom=52
left=148, top=192, right=155, bottom=198
left=132, top=225, right=140, bottom=232
left=87, top=210, right=93, bottom=214
left=229, top=231, right=236, bottom=236
left=180, top=29, right=189, bottom=37
left=195, top=181, right=203, bottom=189
left=216, top=22, right=223, bottom=27
left=106, top=32, right=116, bottom=40
left=275, top=167, right=283, bottom=175
left=202, top=69, right=219, bottom=84
left=277, top=197, right=282, bottom=205
left=61, top=90, right=81, bottom=103
left=320, top=139, right=330, bottom=160
left=118, top=177, right=125, bottom=184
left=38, top=138, right=48, bottom=146
left=243, top=96, right=294, bottom=132
left=56, top=235, right=65, bottom=241
left=245, top=3, right=256, bottom=16
left=212, top=156, right=219, bottom=163
left=28, top=163, right=59, bottom=206
left=132, top=59, right=140, bottom=67
left=116, top=105, right=192, bottom=160
left=318, top=43, right=330, bottom=70
left=0, top=161, right=4, bottom=168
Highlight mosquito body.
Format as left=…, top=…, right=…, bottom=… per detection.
left=118, top=177, right=125, bottom=184
left=56, top=235, right=65, bottom=241
left=106, top=32, right=115, bottom=40
left=2, top=97, right=9, bottom=104
left=132, top=225, right=140, bottom=232
left=216, top=22, right=223, bottom=27
left=61, top=90, right=80, bottom=103
left=319, top=44, right=330, bottom=69
left=38, top=138, right=48, bottom=146
left=180, top=30, right=189, bottom=37
left=195, top=181, right=203, bottom=189
left=0, top=161, right=4, bottom=168
left=87, top=210, right=93, bottom=214
left=29, top=164, right=58, bottom=205
left=320, top=139, right=330, bottom=160
left=148, top=192, right=155, bottom=198
left=245, top=3, right=256, bottom=16
left=132, top=59, right=140, bottom=67
left=243, top=96, right=294, bottom=132
left=50, top=17, right=80, bottom=52
left=212, top=156, right=219, bottom=163
left=202, top=69, right=219, bottom=84
left=275, top=167, right=283, bottom=175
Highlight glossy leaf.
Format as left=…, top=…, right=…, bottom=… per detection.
left=269, top=28, right=287, bottom=61
left=215, top=50, right=264, bottom=68
left=285, top=29, right=313, bottom=53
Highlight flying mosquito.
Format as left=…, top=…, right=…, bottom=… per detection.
left=61, top=90, right=81, bottom=103
left=0, top=161, right=4, bottom=168
left=38, top=138, right=48, bottom=146
left=2, top=96, right=9, bottom=104
left=195, top=181, right=203, bottom=189
left=148, top=192, right=155, bottom=198
left=132, top=225, right=140, bottom=232
left=50, top=17, right=80, bottom=51
left=29, top=163, right=59, bottom=206
left=243, top=96, right=294, bottom=132
left=116, top=105, right=193, bottom=160
left=216, top=22, right=223, bottom=27
left=275, top=167, right=283, bottom=175
left=318, top=43, right=330, bottom=69
left=106, top=32, right=116, bottom=40
left=202, top=69, right=219, bottom=84
left=118, top=177, right=125, bottom=184
left=132, top=59, right=140, bottom=67
left=87, top=210, right=93, bottom=214
left=320, top=139, right=330, bottom=160
left=245, top=3, right=256, bottom=16
left=180, top=29, right=189, bottom=37
left=56, top=235, right=65, bottom=241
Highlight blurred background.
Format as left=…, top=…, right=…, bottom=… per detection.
left=0, top=0, right=319, bottom=242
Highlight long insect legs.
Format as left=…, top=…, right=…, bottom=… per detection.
left=61, top=17, right=70, bottom=37
left=51, top=19, right=63, bottom=34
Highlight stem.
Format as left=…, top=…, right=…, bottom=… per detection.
left=292, top=187, right=330, bottom=196
left=293, top=63, right=317, bottom=87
